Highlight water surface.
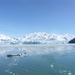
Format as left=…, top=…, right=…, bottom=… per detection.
left=0, top=44, right=75, bottom=75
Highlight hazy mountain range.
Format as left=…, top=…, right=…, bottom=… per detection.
left=0, top=32, right=75, bottom=44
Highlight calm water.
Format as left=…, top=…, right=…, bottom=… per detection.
left=0, top=44, right=75, bottom=75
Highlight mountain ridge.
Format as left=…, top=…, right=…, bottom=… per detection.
left=0, top=32, right=75, bottom=44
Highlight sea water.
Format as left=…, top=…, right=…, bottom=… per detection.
left=0, top=44, right=75, bottom=75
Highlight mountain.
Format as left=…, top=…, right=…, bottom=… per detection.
left=19, top=32, right=75, bottom=44
left=0, top=32, right=75, bottom=44
left=0, top=34, right=19, bottom=44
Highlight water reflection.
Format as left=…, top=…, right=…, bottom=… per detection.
left=0, top=44, right=75, bottom=56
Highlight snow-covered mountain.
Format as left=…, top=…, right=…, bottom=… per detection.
left=0, top=34, right=19, bottom=44
left=19, top=32, right=75, bottom=44
left=0, top=32, right=75, bottom=44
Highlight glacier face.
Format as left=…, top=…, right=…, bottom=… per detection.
left=0, top=32, right=75, bottom=44
left=19, top=32, right=75, bottom=44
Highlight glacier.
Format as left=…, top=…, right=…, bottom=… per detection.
left=0, top=32, right=75, bottom=44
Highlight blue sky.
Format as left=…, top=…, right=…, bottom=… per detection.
left=0, top=0, right=75, bottom=38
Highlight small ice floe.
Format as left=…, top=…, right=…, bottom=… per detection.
left=59, top=70, right=63, bottom=73
left=50, top=64, right=54, bottom=68
left=10, top=72, right=13, bottom=74
left=12, top=63, right=17, bottom=66
left=59, top=70, right=67, bottom=74
left=13, top=73, right=15, bottom=75
left=5, top=70, right=9, bottom=73
left=63, top=70, right=67, bottom=73
left=26, top=70, right=28, bottom=72
left=68, top=72, right=72, bottom=75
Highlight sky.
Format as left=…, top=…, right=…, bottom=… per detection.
left=0, top=0, right=75, bottom=38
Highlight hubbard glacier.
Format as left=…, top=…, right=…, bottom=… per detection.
left=0, top=32, right=75, bottom=44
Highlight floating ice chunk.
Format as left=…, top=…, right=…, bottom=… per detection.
left=26, top=70, right=28, bottom=72
left=50, top=64, right=54, bottom=68
left=59, top=70, right=67, bottom=74
left=10, top=72, right=13, bottom=74
left=63, top=70, right=67, bottom=73
left=68, top=72, right=72, bottom=75
left=14, top=63, right=17, bottom=65
left=5, top=70, right=9, bottom=72
left=59, top=70, right=63, bottom=73
left=13, top=73, right=15, bottom=75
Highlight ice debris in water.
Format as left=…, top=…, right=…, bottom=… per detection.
left=5, top=70, right=9, bottom=72
left=10, top=72, right=13, bottom=74
left=68, top=72, right=72, bottom=75
left=13, top=73, right=15, bottom=75
left=26, top=70, right=28, bottom=72
left=59, top=70, right=67, bottom=74
left=50, top=64, right=54, bottom=68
